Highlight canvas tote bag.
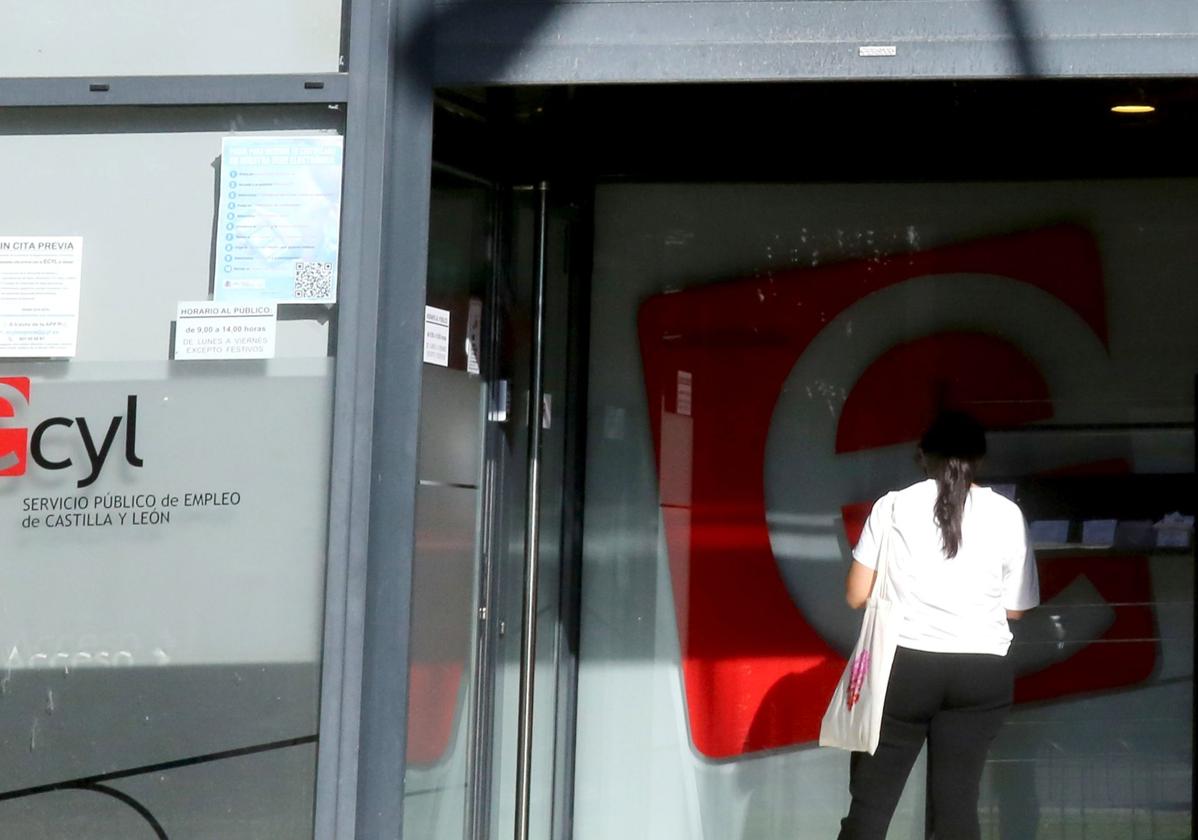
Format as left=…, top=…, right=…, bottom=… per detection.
left=819, top=502, right=904, bottom=754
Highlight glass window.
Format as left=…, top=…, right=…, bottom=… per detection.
left=576, top=180, right=1195, bottom=839
left=0, top=107, right=343, bottom=838
left=0, top=2, right=343, bottom=77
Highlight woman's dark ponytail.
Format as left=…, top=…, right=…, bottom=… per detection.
left=931, top=457, right=974, bottom=558
left=919, top=411, right=987, bottom=559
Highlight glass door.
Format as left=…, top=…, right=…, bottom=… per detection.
left=404, top=99, right=584, bottom=840
left=479, top=184, right=583, bottom=840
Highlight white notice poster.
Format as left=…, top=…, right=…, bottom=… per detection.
left=174, top=301, right=277, bottom=360
left=423, top=306, right=450, bottom=366
left=0, top=236, right=82, bottom=357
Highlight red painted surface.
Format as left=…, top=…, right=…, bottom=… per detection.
left=836, top=333, right=1052, bottom=454
left=406, top=525, right=476, bottom=765
left=408, top=662, right=467, bottom=765
left=638, top=225, right=1141, bottom=759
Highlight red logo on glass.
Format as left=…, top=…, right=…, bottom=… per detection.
left=0, top=376, right=31, bottom=477
left=639, top=225, right=1155, bottom=759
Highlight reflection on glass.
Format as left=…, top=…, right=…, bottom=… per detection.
left=404, top=181, right=491, bottom=840
left=578, top=181, right=1195, bottom=839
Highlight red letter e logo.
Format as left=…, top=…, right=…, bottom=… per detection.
left=0, top=377, right=31, bottom=476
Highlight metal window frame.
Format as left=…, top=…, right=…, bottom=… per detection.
left=336, top=0, right=435, bottom=837
left=0, top=74, right=349, bottom=107
left=312, top=0, right=390, bottom=835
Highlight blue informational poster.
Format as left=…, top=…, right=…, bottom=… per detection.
left=213, top=136, right=343, bottom=304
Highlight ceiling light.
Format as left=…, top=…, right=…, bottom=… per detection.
left=1111, top=104, right=1155, bottom=114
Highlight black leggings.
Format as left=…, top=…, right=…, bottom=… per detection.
left=838, top=646, right=1013, bottom=840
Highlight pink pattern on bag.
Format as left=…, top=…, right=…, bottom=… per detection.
left=846, top=650, right=870, bottom=710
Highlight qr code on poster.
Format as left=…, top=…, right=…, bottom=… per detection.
left=294, top=261, right=335, bottom=300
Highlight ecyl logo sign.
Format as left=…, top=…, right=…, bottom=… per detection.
left=0, top=377, right=144, bottom=488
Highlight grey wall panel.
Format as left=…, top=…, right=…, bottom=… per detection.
left=432, top=0, right=1198, bottom=84
left=0, top=0, right=343, bottom=77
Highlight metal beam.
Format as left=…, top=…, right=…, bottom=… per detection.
left=350, top=0, right=435, bottom=834
left=432, top=0, right=1198, bottom=84
left=0, top=74, right=349, bottom=108
left=312, top=0, right=439, bottom=838
left=311, top=0, right=380, bottom=836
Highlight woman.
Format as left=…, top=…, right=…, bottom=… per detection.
left=838, top=411, right=1039, bottom=840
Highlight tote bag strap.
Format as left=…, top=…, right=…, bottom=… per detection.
left=869, top=495, right=898, bottom=604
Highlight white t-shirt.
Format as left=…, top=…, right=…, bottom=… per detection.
left=852, top=479, right=1040, bottom=656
